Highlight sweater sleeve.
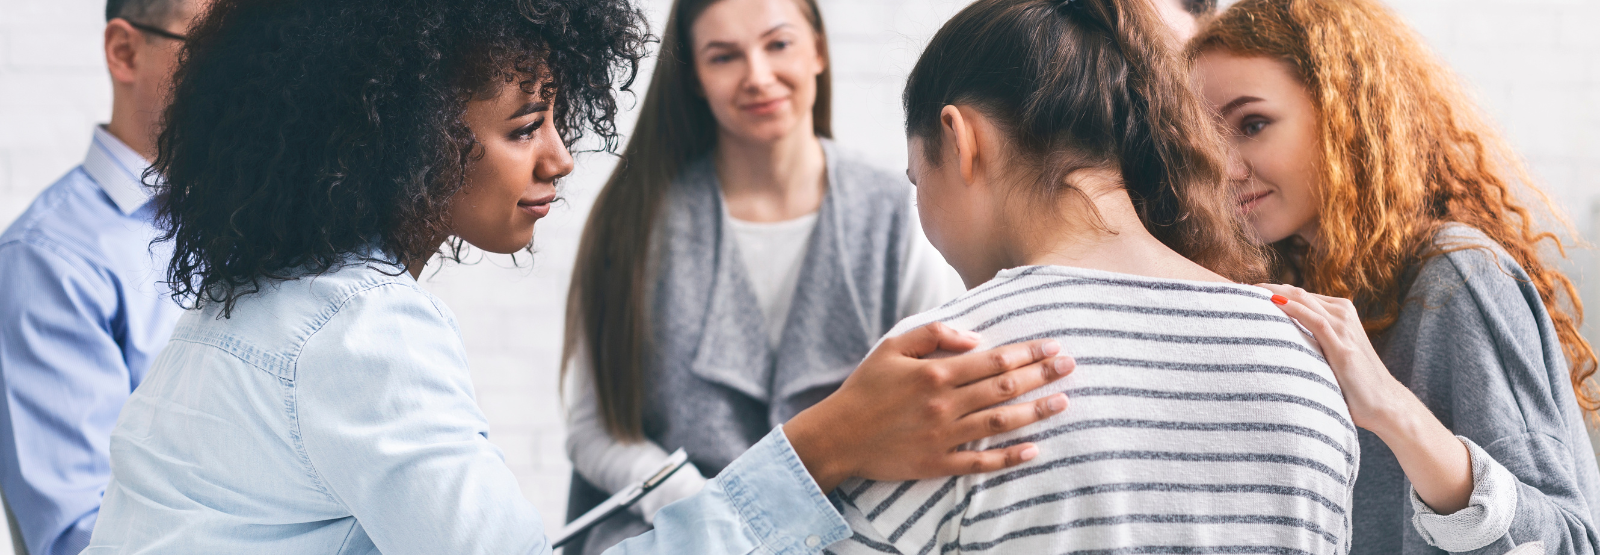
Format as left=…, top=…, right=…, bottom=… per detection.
left=1408, top=436, right=1519, bottom=550
left=1389, top=234, right=1600, bottom=553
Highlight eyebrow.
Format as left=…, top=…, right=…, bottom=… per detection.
left=700, top=22, right=795, bottom=52
left=508, top=101, right=550, bottom=120
left=1219, top=96, right=1264, bottom=117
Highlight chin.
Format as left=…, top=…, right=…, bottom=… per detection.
left=1245, top=223, right=1294, bottom=245
left=470, top=230, right=537, bottom=255
left=730, top=118, right=801, bottom=143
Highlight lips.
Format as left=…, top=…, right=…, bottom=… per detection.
left=740, top=97, right=788, bottom=116
left=1238, top=190, right=1271, bottom=214
left=518, top=193, right=556, bottom=218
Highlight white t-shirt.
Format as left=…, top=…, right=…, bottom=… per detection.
left=564, top=205, right=966, bottom=523
left=726, top=213, right=818, bottom=348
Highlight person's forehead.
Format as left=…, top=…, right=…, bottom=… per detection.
left=692, top=0, right=806, bottom=45
left=1197, top=54, right=1288, bottom=93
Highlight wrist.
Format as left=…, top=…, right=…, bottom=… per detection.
left=785, top=408, right=853, bottom=493
left=1386, top=411, right=1473, bottom=513
left=1360, top=381, right=1428, bottom=440
left=1367, top=396, right=1426, bottom=445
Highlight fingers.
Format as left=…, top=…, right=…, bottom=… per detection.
left=1257, top=283, right=1349, bottom=351
left=888, top=322, right=981, bottom=358
left=935, top=442, right=1043, bottom=476
left=950, top=393, right=1069, bottom=446
left=953, top=356, right=1075, bottom=413
left=1268, top=293, right=1333, bottom=337
left=1258, top=283, right=1336, bottom=324
left=944, top=339, right=1063, bottom=386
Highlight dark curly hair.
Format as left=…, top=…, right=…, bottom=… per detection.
left=152, top=0, right=648, bottom=315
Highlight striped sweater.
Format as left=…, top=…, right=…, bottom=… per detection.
left=829, top=265, right=1359, bottom=555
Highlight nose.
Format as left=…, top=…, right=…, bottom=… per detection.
left=537, top=137, right=575, bottom=183
left=744, top=49, right=777, bottom=92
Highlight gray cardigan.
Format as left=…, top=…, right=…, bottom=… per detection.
left=570, top=140, right=917, bottom=555
left=1357, top=224, right=1600, bottom=554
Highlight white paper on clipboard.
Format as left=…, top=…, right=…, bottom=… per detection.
left=552, top=449, right=691, bottom=549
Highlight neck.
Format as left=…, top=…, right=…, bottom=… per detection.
left=406, top=236, right=451, bottom=280
left=994, top=170, right=1228, bottom=283
left=106, top=91, right=157, bottom=162
left=1294, top=225, right=1322, bottom=250
left=713, top=123, right=826, bottom=222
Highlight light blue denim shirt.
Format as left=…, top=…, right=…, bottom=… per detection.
left=0, top=127, right=182, bottom=555
left=82, top=255, right=850, bottom=554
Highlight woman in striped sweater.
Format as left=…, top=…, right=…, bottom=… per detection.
left=830, top=0, right=1360, bottom=553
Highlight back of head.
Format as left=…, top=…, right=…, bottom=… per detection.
left=904, top=0, right=1265, bottom=283
left=107, top=0, right=184, bottom=24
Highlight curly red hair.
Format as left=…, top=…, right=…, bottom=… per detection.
left=1192, top=0, right=1598, bottom=415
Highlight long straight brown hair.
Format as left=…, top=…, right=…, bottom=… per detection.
left=563, top=0, right=832, bottom=440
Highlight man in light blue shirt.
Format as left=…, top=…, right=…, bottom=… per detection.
left=0, top=1, right=202, bottom=553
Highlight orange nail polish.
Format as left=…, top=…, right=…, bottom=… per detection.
left=1271, top=294, right=1288, bottom=305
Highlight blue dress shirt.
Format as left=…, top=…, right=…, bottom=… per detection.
left=83, top=254, right=849, bottom=554
left=0, top=127, right=183, bottom=555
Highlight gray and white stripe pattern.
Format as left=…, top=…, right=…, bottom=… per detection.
left=828, top=265, right=1358, bottom=555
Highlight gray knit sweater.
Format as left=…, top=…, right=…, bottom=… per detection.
left=1357, top=224, right=1600, bottom=554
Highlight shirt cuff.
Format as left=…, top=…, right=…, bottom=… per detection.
left=635, top=463, right=708, bottom=524
left=715, top=425, right=851, bottom=554
left=1409, top=435, right=1518, bottom=552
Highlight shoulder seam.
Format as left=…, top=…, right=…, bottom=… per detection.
left=287, top=278, right=438, bottom=506
left=286, top=278, right=424, bottom=363
left=0, top=234, right=112, bottom=293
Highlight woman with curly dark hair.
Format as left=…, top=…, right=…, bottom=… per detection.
left=77, top=0, right=1077, bottom=552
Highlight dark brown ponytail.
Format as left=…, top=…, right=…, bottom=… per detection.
left=903, top=0, right=1265, bottom=282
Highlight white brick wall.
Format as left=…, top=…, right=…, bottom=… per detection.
left=0, top=0, right=1595, bottom=548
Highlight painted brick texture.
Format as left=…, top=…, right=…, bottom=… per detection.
left=0, top=0, right=1595, bottom=548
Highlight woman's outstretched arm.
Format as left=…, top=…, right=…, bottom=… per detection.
left=1263, top=245, right=1600, bottom=554
left=1261, top=283, right=1476, bottom=515
left=610, top=322, right=1073, bottom=553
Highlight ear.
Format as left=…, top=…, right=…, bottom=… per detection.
left=104, top=19, right=143, bottom=86
left=939, top=105, right=979, bottom=186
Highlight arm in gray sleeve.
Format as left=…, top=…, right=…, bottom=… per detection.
left=1388, top=237, right=1600, bottom=553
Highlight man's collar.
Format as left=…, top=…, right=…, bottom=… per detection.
left=82, top=126, right=156, bottom=215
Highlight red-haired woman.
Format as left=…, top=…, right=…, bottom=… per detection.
left=1192, top=0, right=1600, bottom=552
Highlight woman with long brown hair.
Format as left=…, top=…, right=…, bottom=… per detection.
left=561, top=0, right=966, bottom=552
left=1191, top=0, right=1600, bottom=552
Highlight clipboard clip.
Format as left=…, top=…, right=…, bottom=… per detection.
left=552, top=449, right=692, bottom=549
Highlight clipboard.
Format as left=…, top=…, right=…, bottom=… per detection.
left=552, top=449, right=692, bottom=549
